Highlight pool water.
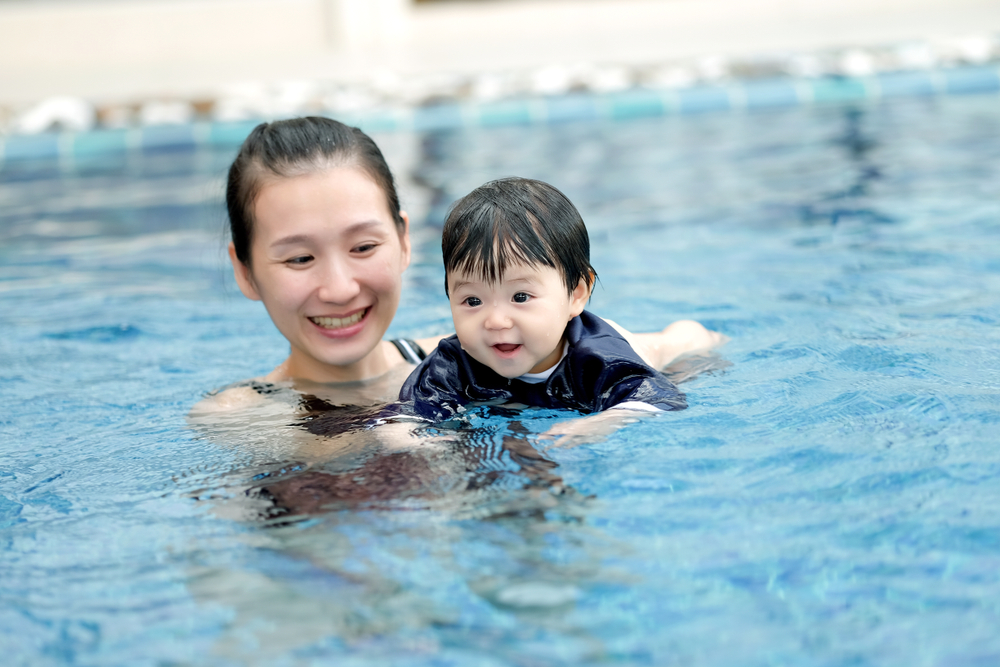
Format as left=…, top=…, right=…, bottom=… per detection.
left=2, top=93, right=1000, bottom=665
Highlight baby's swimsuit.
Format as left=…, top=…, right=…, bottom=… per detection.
left=399, top=311, right=687, bottom=421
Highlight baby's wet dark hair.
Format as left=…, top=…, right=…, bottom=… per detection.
left=442, top=177, right=596, bottom=296
left=226, top=116, right=404, bottom=266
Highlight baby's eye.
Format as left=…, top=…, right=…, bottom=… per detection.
left=512, top=292, right=530, bottom=303
left=463, top=296, right=482, bottom=307
left=286, top=255, right=313, bottom=265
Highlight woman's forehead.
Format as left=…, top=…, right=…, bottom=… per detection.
left=253, top=168, right=394, bottom=234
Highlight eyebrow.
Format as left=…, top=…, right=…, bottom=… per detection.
left=449, top=274, right=537, bottom=292
left=269, top=220, right=389, bottom=249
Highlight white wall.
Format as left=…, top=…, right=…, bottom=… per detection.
left=1, top=0, right=998, bottom=105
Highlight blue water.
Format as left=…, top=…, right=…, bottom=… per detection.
left=2, top=94, right=1000, bottom=666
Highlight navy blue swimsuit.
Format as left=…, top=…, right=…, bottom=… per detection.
left=399, top=311, right=687, bottom=421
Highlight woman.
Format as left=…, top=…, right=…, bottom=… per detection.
left=192, top=116, right=722, bottom=419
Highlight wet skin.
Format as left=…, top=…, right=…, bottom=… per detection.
left=230, top=166, right=411, bottom=384
left=448, top=264, right=590, bottom=379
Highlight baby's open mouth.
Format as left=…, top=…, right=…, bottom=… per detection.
left=493, top=343, right=521, bottom=353
left=310, top=308, right=367, bottom=330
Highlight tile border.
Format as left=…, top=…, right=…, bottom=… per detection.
left=2, top=65, right=999, bottom=166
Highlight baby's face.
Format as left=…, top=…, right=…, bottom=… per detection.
left=447, top=263, right=589, bottom=378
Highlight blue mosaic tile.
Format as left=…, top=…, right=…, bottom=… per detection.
left=1, top=65, right=997, bottom=163
left=71, top=128, right=129, bottom=156
left=606, top=90, right=668, bottom=120
left=943, top=66, right=1000, bottom=94
left=677, top=86, right=731, bottom=114
left=875, top=71, right=938, bottom=98
left=810, top=76, right=871, bottom=103
left=543, top=94, right=600, bottom=123
left=412, top=104, right=465, bottom=132
left=139, top=124, right=197, bottom=151
left=356, top=111, right=406, bottom=134
left=208, top=121, right=259, bottom=147
left=2, top=133, right=61, bottom=161
left=742, top=79, right=802, bottom=109
left=475, top=99, right=535, bottom=127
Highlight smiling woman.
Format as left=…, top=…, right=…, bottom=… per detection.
left=190, top=117, right=446, bottom=417
left=231, top=167, right=412, bottom=382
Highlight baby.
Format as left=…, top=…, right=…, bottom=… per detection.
left=400, top=177, right=693, bottom=422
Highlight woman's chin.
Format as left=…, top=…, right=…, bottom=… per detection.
left=306, top=333, right=390, bottom=378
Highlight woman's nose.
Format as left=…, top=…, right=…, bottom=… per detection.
left=316, top=260, right=361, bottom=304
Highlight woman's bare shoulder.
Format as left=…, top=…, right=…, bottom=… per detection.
left=187, top=364, right=291, bottom=421
left=414, top=334, right=448, bottom=355
left=189, top=384, right=265, bottom=417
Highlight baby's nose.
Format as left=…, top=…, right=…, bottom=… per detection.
left=484, top=304, right=512, bottom=329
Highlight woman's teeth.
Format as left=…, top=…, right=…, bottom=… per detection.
left=311, top=309, right=366, bottom=329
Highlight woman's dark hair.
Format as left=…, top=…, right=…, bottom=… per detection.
left=226, top=116, right=405, bottom=266
left=442, top=177, right=596, bottom=296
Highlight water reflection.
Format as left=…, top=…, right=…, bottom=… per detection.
left=249, top=412, right=578, bottom=522
left=799, top=107, right=895, bottom=226
left=189, top=400, right=633, bottom=660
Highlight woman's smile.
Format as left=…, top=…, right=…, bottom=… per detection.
left=309, top=307, right=368, bottom=331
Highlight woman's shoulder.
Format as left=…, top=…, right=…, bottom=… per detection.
left=187, top=361, right=296, bottom=420
left=187, top=378, right=283, bottom=419
left=388, top=335, right=448, bottom=364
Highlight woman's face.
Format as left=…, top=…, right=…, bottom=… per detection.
left=230, top=166, right=411, bottom=382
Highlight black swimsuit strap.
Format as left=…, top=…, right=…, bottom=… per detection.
left=390, top=338, right=427, bottom=364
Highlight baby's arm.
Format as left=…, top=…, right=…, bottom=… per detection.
left=604, top=318, right=727, bottom=370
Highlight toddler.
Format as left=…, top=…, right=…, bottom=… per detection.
left=400, top=177, right=696, bottom=422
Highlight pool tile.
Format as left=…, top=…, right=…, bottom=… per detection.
left=475, top=99, right=535, bottom=127
left=742, top=79, right=802, bottom=109
left=71, top=128, right=129, bottom=156
left=2, top=64, right=997, bottom=164
left=412, top=104, right=465, bottom=132
left=139, top=124, right=197, bottom=151
left=875, top=71, right=938, bottom=98
left=677, top=86, right=731, bottom=113
left=606, top=90, right=669, bottom=120
left=2, top=133, right=61, bottom=161
left=543, top=94, right=600, bottom=123
left=356, top=110, right=406, bottom=133
left=208, top=121, right=259, bottom=147
left=943, top=66, right=1000, bottom=94
left=810, top=77, right=871, bottom=103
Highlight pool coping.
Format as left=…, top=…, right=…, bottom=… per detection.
left=2, top=64, right=999, bottom=166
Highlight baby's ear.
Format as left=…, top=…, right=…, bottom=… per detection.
left=568, top=276, right=591, bottom=318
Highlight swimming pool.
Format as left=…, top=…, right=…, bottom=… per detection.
left=2, top=92, right=999, bottom=665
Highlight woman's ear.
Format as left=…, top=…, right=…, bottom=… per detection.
left=398, top=211, right=412, bottom=271
left=228, top=243, right=261, bottom=301
left=568, top=275, right=592, bottom=319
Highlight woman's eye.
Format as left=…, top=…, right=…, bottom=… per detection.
left=354, top=243, right=378, bottom=253
left=464, top=296, right=482, bottom=307
left=286, top=255, right=313, bottom=265
left=512, top=292, right=530, bottom=303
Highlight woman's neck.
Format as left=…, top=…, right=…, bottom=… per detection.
left=271, top=341, right=399, bottom=384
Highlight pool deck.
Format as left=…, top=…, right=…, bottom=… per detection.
left=1, top=0, right=999, bottom=133
left=0, top=0, right=1000, bottom=145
